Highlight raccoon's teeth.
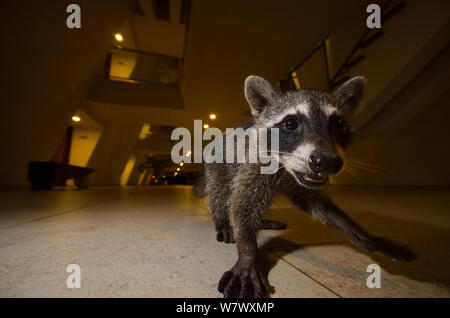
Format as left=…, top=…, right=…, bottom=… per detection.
left=305, top=173, right=326, bottom=182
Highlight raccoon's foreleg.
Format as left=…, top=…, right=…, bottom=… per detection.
left=284, top=185, right=415, bottom=262
left=210, top=197, right=235, bottom=244
left=217, top=208, right=268, bottom=298
left=217, top=173, right=276, bottom=298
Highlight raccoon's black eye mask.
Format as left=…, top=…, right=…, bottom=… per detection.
left=329, top=114, right=351, bottom=148
left=329, top=115, right=348, bottom=132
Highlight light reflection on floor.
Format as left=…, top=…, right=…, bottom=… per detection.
left=0, top=186, right=449, bottom=297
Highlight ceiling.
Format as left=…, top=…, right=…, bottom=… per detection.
left=181, top=0, right=373, bottom=130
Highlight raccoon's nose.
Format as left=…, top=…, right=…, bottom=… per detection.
left=308, top=153, right=343, bottom=174
left=308, top=154, right=324, bottom=173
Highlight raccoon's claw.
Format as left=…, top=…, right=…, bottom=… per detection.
left=216, top=226, right=236, bottom=244
left=218, top=262, right=268, bottom=298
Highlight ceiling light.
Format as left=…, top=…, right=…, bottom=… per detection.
left=209, top=114, right=216, bottom=120
left=72, top=116, right=81, bottom=122
left=114, top=33, right=123, bottom=42
left=203, top=124, right=209, bottom=129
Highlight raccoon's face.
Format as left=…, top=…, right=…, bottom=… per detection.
left=244, top=75, right=365, bottom=189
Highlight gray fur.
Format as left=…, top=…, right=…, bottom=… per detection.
left=197, top=75, right=415, bottom=298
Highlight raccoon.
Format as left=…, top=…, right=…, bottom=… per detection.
left=195, top=75, right=415, bottom=298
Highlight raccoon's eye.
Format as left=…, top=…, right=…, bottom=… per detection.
left=283, top=118, right=300, bottom=131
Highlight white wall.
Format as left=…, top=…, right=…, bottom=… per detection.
left=69, top=127, right=102, bottom=167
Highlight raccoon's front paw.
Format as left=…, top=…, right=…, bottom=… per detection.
left=216, top=226, right=235, bottom=244
left=218, top=261, right=268, bottom=298
left=372, top=237, right=416, bottom=262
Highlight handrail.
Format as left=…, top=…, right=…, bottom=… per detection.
left=287, top=0, right=405, bottom=90
left=288, top=37, right=328, bottom=75
left=330, top=1, right=397, bottom=85
left=287, top=37, right=330, bottom=90
left=111, top=46, right=183, bottom=61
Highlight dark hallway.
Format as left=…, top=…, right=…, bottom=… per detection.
left=0, top=0, right=449, bottom=299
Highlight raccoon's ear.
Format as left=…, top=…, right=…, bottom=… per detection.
left=244, top=75, right=279, bottom=117
left=332, top=76, right=365, bottom=116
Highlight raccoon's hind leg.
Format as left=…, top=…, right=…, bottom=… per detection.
left=209, top=188, right=235, bottom=244
left=193, top=169, right=207, bottom=198
left=215, top=217, right=235, bottom=243
left=203, top=164, right=235, bottom=243
left=210, top=202, right=235, bottom=244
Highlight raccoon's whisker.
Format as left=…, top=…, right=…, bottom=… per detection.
left=347, top=162, right=388, bottom=176
left=261, top=151, right=296, bottom=156
left=342, top=169, right=358, bottom=183
left=348, top=160, right=390, bottom=174
left=344, top=166, right=365, bottom=183
left=350, top=160, right=386, bottom=169
left=242, top=161, right=287, bottom=176
left=259, top=153, right=296, bottom=163
left=351, top=167, right=375, bottom=184
left=349, top=162, right=387, bottom=173
left=351, top=168, right=366, bottom=182
left=338, top=168, right=356, bottom=183
left=347, top=165, right=374, bottom=177
left=263, top=162, right=286, bottom=174
left=347, top=161, right=384, bottom=172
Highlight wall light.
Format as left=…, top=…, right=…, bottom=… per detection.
left=138, top=123, right=151, bottom=140
left=179, top=162, right=184, bottom=166
left=291, top=71, right=301, bottom=90
left=72, top=116, right=81, bottom=122
left=186, top=151, right=191, bottom=157
left=174, top=172, right=178, bottom=176
left=209, top=114, right=216, bottom=120
left=114, top=33, right=124, bottom=42
left=203, top=124, right=209, bottom=129
left=176, top=167, right=180, bottom=171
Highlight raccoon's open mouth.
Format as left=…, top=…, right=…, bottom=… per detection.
left=295, top=171, right=328, bottom=188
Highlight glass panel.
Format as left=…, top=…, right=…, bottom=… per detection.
left=107, top=47, right=181, bottom=85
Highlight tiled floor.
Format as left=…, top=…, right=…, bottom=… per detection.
left=0, top=186, right=449, bottom=297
